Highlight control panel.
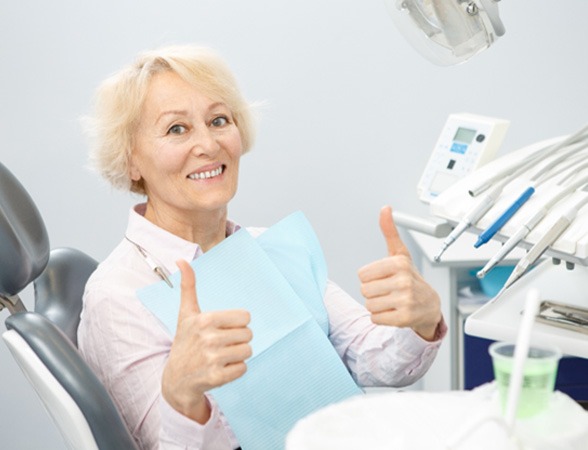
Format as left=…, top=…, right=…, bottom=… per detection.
left=418, top=113, right=510, bottom=203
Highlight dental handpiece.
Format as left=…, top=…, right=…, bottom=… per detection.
left=436, top=125, right=588, bottom=263
left=477, top=176, right=588, bottom=278
left=434, top=184, right=503, bottom=261
left=501, top=196, right=588, bottom=291
left=473, top=186, right=535, bottom=249
left=476, top=207, right=546, bottom=279
left=474, top=147, right=588, bottom=250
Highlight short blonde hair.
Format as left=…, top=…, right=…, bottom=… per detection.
left=84, top=45, right=256, bottom=194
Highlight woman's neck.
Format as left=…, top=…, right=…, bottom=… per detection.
left=143, top=202, right=228, bottom=253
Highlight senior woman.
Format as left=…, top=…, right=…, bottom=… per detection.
left=78, top=44, right=446, bottom=450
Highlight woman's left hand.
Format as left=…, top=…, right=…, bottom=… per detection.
left=358, top=206, right=442, bottom=341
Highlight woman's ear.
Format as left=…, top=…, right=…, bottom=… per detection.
left=129, top=154, right=141, bottom=181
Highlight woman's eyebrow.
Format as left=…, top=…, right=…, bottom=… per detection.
left=154, top=103, right=229, bottom=125
left=209, top=102, right=230, bottom=111
left=155, top=110, right=189, bottom=125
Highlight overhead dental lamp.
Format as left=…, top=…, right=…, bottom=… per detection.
left=384, top=0, right=505, bottom=66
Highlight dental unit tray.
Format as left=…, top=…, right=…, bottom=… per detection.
left=429, top=136, right=588, bottom=267
left=464, top=259, right=588, bottom=359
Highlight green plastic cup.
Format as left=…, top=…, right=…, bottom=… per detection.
left=489, top=342, right=561, bottom=419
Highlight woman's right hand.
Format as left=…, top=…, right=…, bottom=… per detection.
left=161, top=259, right=253, bottom=424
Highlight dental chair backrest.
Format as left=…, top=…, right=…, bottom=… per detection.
left=0, top=162, right=138, bottom=450
left=0, top=162, right=49, bottom=313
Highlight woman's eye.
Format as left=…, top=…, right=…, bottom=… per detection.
left=168, top=124, right=187, bottom=135
left=211, top=116, right=228, bottom=127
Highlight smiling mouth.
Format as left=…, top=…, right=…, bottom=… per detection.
left=187, top=165, right=225, bottom=180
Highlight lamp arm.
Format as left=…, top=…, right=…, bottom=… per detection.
left=478, top=0, right=506, bottom=36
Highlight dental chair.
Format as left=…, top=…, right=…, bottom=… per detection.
left=0, top=162, right=138, bottom=450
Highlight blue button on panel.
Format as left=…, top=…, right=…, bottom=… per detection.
left=450, top=142, right=468, bottom=154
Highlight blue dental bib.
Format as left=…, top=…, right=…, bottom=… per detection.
left=138, top=211, right=362, bottom=449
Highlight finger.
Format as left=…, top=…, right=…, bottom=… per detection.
left=361, top=277, right=400, bottom=300
left=203, top=346, right=251, bottom=387
left=176, top=259, right=201, bottom=316
left=360, top=277, right=392, bottom=300
left=379, top=206, right=410, bottom=258
left=221, top=361, right=248, bottom=383
left=218, top=342, right=253, bottom=365
left=206, top=361, right=248, bottom=389
left=203, top=323, right=253, bottom=347
left=364, top=295, right=398, bottom=314
left=358, top=254, right=412, bottom=283
left=362, top=269, right=414, bottom=297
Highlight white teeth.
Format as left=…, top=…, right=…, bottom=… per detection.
left=188, top=166, right=223, bottom=180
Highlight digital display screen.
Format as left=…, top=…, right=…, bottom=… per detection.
left=453, top=127, right=476, bottom=145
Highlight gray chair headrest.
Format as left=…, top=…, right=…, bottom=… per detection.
left=0, top=162, right=50, bottom=297
left=34, top=248, right=98, bottom=346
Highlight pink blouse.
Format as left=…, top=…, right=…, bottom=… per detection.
left=78, top=204, right=446, bottom=449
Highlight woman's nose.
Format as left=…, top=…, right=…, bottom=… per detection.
left=191, top=126, right=220, bottom=157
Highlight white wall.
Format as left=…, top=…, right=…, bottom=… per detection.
left=1, top=1, right=587, bottom=447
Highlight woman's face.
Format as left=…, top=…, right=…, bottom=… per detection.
left=130, top=71, right=243, bottom=221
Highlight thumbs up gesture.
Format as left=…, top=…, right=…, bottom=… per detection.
left=358, top=206, right=442, bottom=341
left=162, top=260, right=253, bottom=423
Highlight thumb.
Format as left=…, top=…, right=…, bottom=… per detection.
left=176, top=259, right=201, bottom=317
left=379, top=206, right=410, bottom=258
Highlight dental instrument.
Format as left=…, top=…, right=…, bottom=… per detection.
left=428, top=121, right=588, bottom=262
left=500, top=194, right=588, bottom=292
left=477, top=174, right=588, bottom=278
left=537, top=300, right=588, bottom=335
left=434, top=181, right=505, bottom=261
left=434, top=150, right=555, bottom=261
left=125, top=236, right=173, bottom=288
left=436, top=142, right=588, bottom=261
left=467, top=144, right=551, bottom=198
left=473, top=186, right=535, bottom=248
left=472, top=144, right=588, bottom=249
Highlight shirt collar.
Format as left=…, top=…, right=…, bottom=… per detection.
left=125, top=203, right=241, bottom=276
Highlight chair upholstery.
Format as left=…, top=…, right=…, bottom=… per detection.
left=0, top=162, right=49, bottom=312
left=0, top=162, right=138, bottom=450
left=34, top=247, right=98, bottom=347
left=4, top=312, right=138, bottom=450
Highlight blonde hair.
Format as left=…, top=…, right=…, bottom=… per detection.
left=84, top=45, right=256, bottom=194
